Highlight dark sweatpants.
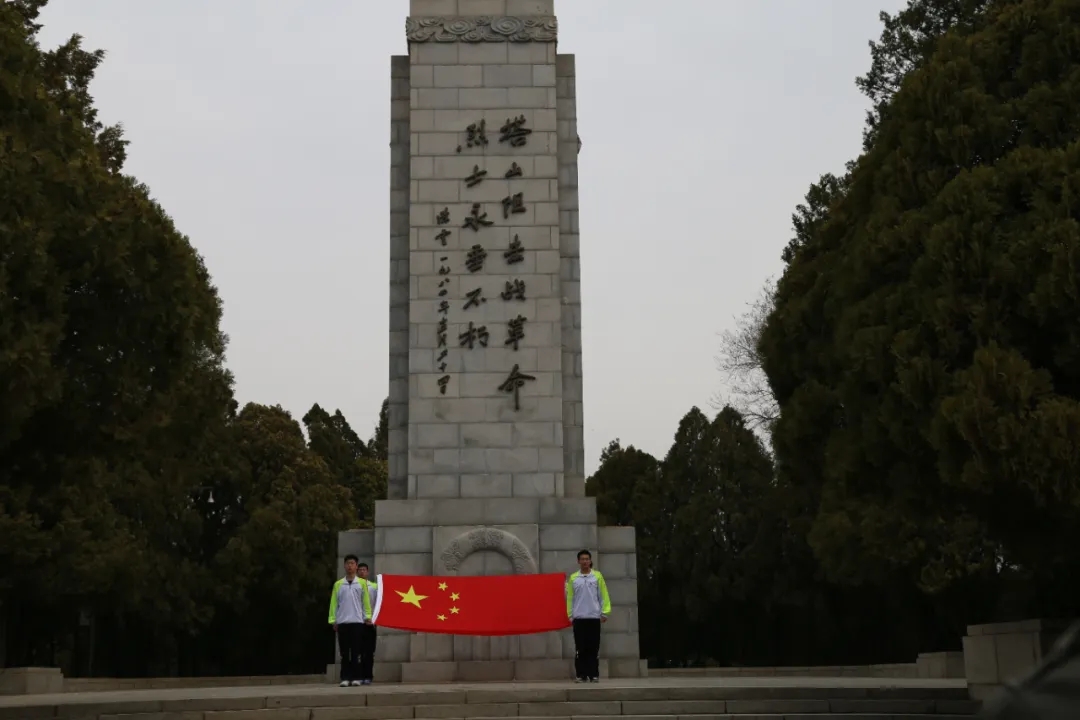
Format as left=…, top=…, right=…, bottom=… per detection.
left=337, top=623, right=363, bottom=682
left=358, top=623, right=377, bottom=681
left=572, top=618, right=602, bottom=679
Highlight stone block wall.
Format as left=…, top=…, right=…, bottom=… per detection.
left=557, top=53, right=585, bottom=499
left=404, top=0, right=568, bottom=502
left=364, top=498, right=644, bottom=678
left=962, top=618, right=1070, bottom=700
left=389, top=54, right=412, bottom=501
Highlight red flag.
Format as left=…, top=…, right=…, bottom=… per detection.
left=372, top=573, right=571, bottom=636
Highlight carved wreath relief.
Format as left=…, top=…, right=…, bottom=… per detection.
left=440, top=527, right=538, bottom=575
left=406, top=16, right=558, bottom=43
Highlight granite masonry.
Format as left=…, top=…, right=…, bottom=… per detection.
left=333, top=0, right=644, bottom=683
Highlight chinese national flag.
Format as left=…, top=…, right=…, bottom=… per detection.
left=372, top=573, right=571, bottom=636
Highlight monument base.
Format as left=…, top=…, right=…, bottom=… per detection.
left=336, top=497, right=643, bottom=682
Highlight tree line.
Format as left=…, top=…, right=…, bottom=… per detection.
left=589, top=0, right=1080, bottom=667
left=0, top=0, right=388, bottom=676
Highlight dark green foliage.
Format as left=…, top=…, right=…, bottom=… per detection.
left=0, top=2, right=366, bottom=675
left=761, top=0, right=1080, bottom=613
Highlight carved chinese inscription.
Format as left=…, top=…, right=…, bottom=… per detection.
left=462, top=203, right=494, bottom=232
left=466, top=244, right=488, bottom=273
left=465, top=165, right=487, bottom=188
left=437, top=207, right=451, bottom=225
left=505, top=315, right=527, bottom=351
left=498, top=364, right=536, bottom=411
left=456, top=120, right=488, bottom=153
left=463, top=288, right=487, bottom=310
left=499, top=115, right=532, bottom=148
left=500, top=279, right=526, bottom=301
left=505, top=162, right=523, bottom=179
left=502, top=193, right=526, bottom=220
left=504, top=235, right=524, bottom=265
left=459, top=322, right=489, bottom=349
left=436, top=229, right=452, bottom=247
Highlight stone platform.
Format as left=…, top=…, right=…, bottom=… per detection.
left=0, top=676, right=978, bottom=719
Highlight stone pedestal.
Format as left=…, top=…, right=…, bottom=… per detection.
left=335, top=3, right=641, bottom=681
left=0, top=668, right=63, bottom=695
left=962, top=619, right=1071, bottom=700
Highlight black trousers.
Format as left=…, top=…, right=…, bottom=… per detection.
left=337, top=623, right=363, bottom=682
left=572, top=618, right=602, bottom=679
left=358, top=623, right=377, bottom=681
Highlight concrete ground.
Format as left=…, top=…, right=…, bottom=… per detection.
left=0, top=675, right=968, bottom=710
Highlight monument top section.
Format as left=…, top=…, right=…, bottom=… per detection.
left=410, top=0, right=555, bottom=19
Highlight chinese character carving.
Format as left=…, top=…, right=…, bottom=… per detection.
left=457, top=120, right=488, bottom=152
left=459, top=322, right=489, bottom=349
left=504, top=235, right=524, bottom=265
left=436, top=317, right=448, bottom=348
left=438, top=375, right=450, bottom=395
left=438, top=278, right=449, bottom=298
left=463, top=287, right=487, bottom=310
left=466, top=244, right=488, bottom=273
left=502, top=193, right=526, bottom=219
left=437, top=348, right=448, bottom=372
left=497, top=364, right=535, bottom=411
left=436, top=229, right=451, bottom=247
left=499, top=115, right=532, bottom=148
left=462, top=203, right=494, bottom=232
left=437, top=207, right=451, bottom=225
left=500, top=279, right=526, bottom=301
left=465, top=165, right=487, bottom=188
left=505, top=162, right=523, bottom=179
left=505, top=315, right=527, bottom=351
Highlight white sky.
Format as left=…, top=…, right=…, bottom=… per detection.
left=38, top=0, right=905, bottom=473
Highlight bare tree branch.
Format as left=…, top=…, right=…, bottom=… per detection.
left=711, top=278, right=780, bottom=435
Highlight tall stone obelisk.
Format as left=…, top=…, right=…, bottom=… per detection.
left=336, top=0, right=643, bottom=682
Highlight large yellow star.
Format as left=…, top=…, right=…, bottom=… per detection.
left=450, top=606, right=460, bottom=615
left=396, top=586, right=428, bottom=608
left=450, top=592, right=460, bottom=601
left=438, top=582, right=448, bottom=591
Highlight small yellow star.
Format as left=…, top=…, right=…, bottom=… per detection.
left=396, top=586, right=428, bottom=608
left=450, top=592, right=460, bottom=601
left=438, top=582, right=448, bottom=591
left=450, top=606, right=460, bottom=614
left=437, top=614, right=447, bottom=621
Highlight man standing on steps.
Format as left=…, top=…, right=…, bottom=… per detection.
left=328, top=554, right=373, bottom=686
left=566, top=549, right=611, bottom=683
left=356, top=562, right=378, bottom=685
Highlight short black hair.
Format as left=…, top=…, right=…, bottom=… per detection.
left=357, top=562, right=369, bottom=570
left=344, top=554, right=359, bottom=563
left=577, top=549, right=591, bottom=560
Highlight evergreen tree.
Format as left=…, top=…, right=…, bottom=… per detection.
left=760, top=0, right=1080, bottom=611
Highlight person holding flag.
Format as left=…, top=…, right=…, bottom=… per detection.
left=566, top=549, right=611, bottom=683
left=328, top=555, right=375, bottom=686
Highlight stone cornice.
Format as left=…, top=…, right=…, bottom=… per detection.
left=406, top=15, right=557, bottom=43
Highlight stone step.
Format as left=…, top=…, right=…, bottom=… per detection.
left=0, top=682, right=980, bottom=720
left=2, top=698, right=983, bottom=719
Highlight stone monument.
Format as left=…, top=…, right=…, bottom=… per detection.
left=335, top=0, right=643, bottom=683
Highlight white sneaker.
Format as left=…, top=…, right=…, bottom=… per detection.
left=339, top=680, right=349, bottom=687
left=350, top=680, right=363, bottom=687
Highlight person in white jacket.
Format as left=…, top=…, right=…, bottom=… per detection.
left=565, top=549, right=611, bottom=683
left=328, top=555, right=377, bottom=686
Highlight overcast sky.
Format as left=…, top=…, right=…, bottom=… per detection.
left=38, top=0, right=904, bottom=473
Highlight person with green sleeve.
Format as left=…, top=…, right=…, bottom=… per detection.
left=328, top=555, right=374, bottom=686
left=565, top=549, right=611, bottom=683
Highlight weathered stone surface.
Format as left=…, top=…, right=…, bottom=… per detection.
left=598, top=525, right=636, bottom=552
left=539, top=523, right=597, bottom=551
